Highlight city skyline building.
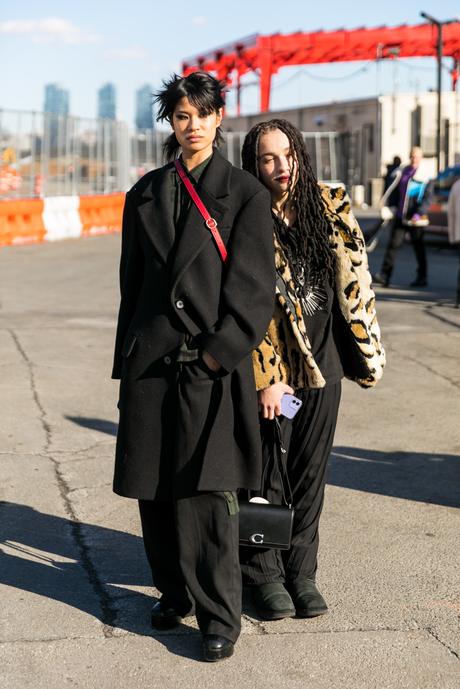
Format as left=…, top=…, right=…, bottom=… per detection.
left=43, top=83, right=70, bottom=149
left=135, top=84, right=154, bottom=130
left=98, top=83, right=117, bottom=120
left=44, top=83, right=70, bottom=115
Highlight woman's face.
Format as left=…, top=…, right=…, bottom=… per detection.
left=257, top=128, right=298, bottom=201
left=171, top=96, right=222, bottom=158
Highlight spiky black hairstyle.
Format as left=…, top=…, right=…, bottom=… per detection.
left=241, top=118, right=335, bottom=286
left=154, top=71, right=226, bottom=161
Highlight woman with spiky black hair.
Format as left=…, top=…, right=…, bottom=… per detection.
left=240, top=119, right=385, bottom=621
left=111, top=73, right=275, bottom=660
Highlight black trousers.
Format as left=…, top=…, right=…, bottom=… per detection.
left=381, top=218, right=427, bottom=280
left=139, top=494, right=241, bottom=643
left=241, top=382, right=341, bottom=585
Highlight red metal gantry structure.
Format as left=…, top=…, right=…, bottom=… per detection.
left=182, top=22, right=460, bottom=113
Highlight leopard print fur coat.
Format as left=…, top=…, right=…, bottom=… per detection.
left=253, top=184, right=386, bottom=390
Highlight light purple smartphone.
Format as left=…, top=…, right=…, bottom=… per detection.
left=280, top=393, right=303, bottom=419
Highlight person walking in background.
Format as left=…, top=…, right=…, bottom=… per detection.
left=373, top=147, right=432, bottom=288
left=239, top=119, right=385, bottom=621
left=112, top=72, right=275, bottom=661
left=383, top=155, right=402, bottom=193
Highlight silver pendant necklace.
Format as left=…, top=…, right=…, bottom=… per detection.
left=297, top=267, right=328, bottom=316
left=301, top=286, right=329, bottom=316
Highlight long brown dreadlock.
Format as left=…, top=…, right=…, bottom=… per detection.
left=241, top=118, right=335, bottom=287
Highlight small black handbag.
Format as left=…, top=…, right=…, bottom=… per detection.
left=239, top=501, right=294, bottom=549
left=239, top=418, right=294, bottom=550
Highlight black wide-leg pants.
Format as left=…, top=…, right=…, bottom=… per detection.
left=241, top=382, right=341, bottom=585
left=139, top=493, right=241, bottom=643
left=137, top=359, right=243, bottom=643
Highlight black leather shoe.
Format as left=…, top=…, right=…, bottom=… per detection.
left=286, top=579, right=328, bottom=618
left=150, top=600, right=183, bottom=630
left=372, top=272, right=390, bottom=287
left=410, top=277, right=427, bottom=287
left=202, top=634, right=234, bottom=662
left=252, top=582, right=296, bottom=620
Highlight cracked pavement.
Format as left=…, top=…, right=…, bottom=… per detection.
left=0, top=231, right=459, bottom=688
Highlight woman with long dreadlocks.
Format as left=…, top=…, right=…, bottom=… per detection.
left=240, top=119, right=385, bottom=621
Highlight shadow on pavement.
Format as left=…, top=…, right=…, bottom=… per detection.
left=0, top=501, right=203, bottom=660
left=328, top=446, right=460, bottom=508
left=65, top=416, right=118, bottom=436
left=372, top=288, right=457, bottom=304
left=4, top=446, right=457, bottom=656
left=423, top=303, right=460, bottom=329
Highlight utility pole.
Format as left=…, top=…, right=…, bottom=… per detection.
left=420, top=12, right=458, bottom=174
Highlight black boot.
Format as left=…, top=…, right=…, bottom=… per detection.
left=150, top=599, right=188, bottom=630
left=202, top=635, right=234, bottom=661
left=286, top=579, right=328, bottom=618
left=251, top=582, right=296, bottom=620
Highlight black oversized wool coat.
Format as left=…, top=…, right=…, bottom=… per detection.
left=112, top=149, right=275, bottom=499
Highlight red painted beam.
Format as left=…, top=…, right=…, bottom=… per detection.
left=182, top=22, right=460, bottom=111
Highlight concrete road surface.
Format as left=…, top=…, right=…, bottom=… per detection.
left=1, top=227, right=459, bottom=689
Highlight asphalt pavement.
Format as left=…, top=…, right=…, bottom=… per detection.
left=0, top=226, right=459, bottom=689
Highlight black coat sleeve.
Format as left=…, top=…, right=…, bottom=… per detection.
left=197, top=188, right=275, bottom=373
left=111, top=192, right=144, bottom=379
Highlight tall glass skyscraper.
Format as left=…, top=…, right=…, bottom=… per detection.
left=135, top=84, right=154, bottom=130
left=44, top=83, right=70, bottom=115
left=44, top=83, right=70, bottom=149
left=98, top=83, right=116, bottom=120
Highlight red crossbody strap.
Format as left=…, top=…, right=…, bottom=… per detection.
left=174, top=159, right=228, bottom=263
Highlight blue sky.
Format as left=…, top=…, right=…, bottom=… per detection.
left=1, top=0, right=459, bottom=127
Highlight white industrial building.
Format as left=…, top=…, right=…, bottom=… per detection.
left=223, top=91, right=460, bottom=203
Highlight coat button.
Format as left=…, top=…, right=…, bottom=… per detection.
left=175, top=299, right=185, bottom=309
left=164, top=355, right=172, bottom=365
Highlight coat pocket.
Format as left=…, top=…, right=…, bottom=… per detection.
left=121, top=333, right=138, bottom=358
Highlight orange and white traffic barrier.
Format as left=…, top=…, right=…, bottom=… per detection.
left=0, top=198, right=46, bottom=245
left=80, top=194, right=125, bottom=237
left=0, top=193, right=124, bottom=247
left=43, top=196, right=83, bottom=241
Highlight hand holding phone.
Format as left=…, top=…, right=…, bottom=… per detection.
left=258, top=382, right=294, bottom=420
left=280, top=393, right=303, bottom=419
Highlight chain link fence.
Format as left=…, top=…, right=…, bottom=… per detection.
left=0, top=110, right=132, bottom=198
left=0, top=109, right=340, bottom=199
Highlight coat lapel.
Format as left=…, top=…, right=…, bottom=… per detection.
left=137, top=165, right=176, bottom=263
left=171, top=150, right=231, bottom=285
